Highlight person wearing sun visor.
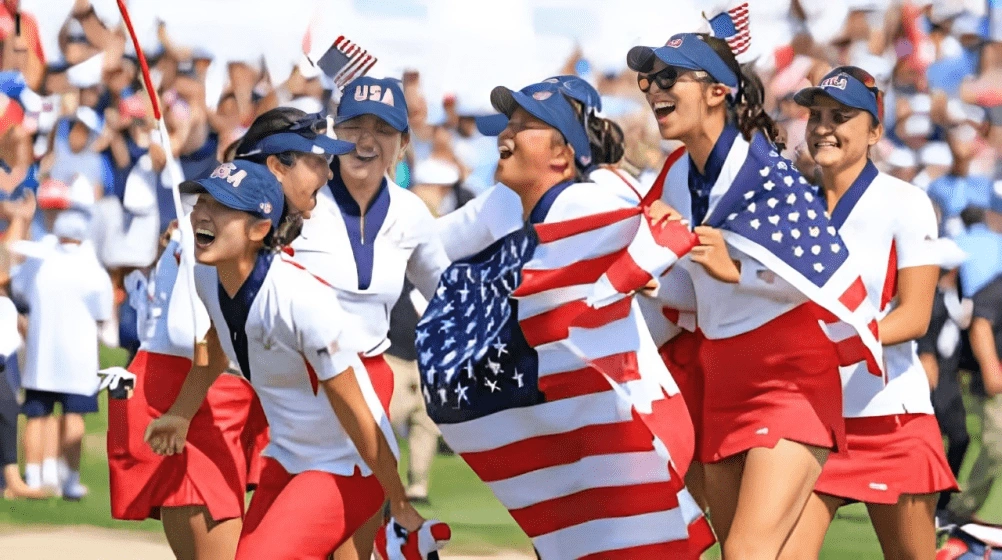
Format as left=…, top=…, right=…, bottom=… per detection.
left=779, top=66, right=957, bottom=560
left=631, top=32, right=884, bottom=559
left=284, top=76, right=449, bottom=554
left=413, top=77, right=710, bottom=558
left=435, top=76, right=639, bottom=263
left=146, top=160, right=432, bottom=560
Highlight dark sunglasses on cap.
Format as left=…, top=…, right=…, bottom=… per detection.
left=637, top=66, right=710, bottom=93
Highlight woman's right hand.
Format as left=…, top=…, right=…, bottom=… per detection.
left=390, top=499, right=427, bottom=533
left=144, top=413, right=191, bottom=456
left=645, top=200, right=684, bottom=225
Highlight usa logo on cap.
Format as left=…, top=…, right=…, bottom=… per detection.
left=354, top=84, right=396, bottom=107
left=666, top=37, right=684, bottom=48
left=820, top=74, right=849, bottom=90
left=210, top=162, right=248, bottom=187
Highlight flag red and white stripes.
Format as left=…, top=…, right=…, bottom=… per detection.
left=725, top=3, right=751, bottom=56
left=438, top=205, right=711, bottom=558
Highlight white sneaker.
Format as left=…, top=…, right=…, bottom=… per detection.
left=61, top=481, right=88, bottom=501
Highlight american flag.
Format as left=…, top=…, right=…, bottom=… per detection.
left=701, top=133, right=885, bottom=377
left=417, top=197, right=714, bottom=558
left=306, top=36, right=378, bottom=90
left=708, top=3, right=751, bottom=56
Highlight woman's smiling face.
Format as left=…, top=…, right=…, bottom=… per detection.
left=806, top=96, right=881, bottom=171
left=333, top=114, right=407, bottom=185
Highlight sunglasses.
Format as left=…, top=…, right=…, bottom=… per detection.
left=637, top=66, right=709, bottom=93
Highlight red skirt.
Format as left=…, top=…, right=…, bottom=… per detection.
left=107, top=350, right=270, bottom=521
left=699, top=304, right=846, bottom=464
left=814, top=413, right=959, bottom=504
left=659, top=329, right=705, bottom=463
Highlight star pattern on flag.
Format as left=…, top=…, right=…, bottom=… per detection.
left=416, top=229, right=543, bottom=424
left=713, top=138, right=848, bottom=286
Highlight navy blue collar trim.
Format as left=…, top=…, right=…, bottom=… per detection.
left=829, top=160, right=879, bottom=230
left=218, top=251, right=274, bottom=381
left=328, top=174, right=392, bottom=290
left=529, top=181, right=575, bottom=225
left=690, top=124, right=739, bottom=186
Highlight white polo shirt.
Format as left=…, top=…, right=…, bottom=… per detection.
left=292, top=177, right=449, bottom=356
left=436, top=166, right=648, bottom=262
left=13, top=241, right=113, bottom=396
left=194, top=253, right=397, bottom=475
left=654, top=136, right=809, bottom=341
left=833, top=166, right=940, bottom=417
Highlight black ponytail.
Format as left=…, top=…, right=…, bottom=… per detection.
left=697, top=34, right=785, bottom=152
left=566, top=96, right=627, bottom=167
left=225, top=107, right=310, bottom=163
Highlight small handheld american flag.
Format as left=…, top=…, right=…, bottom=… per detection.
left=310, top=36, right=378, bottom=90
left=707, top=3, right=751, bottom=57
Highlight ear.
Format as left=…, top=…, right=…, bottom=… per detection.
left=549, top=142, right=576, bottom=181
left=265, top=154, right=286, bottom=182
left=247, top=218, right=273, bottom=243
left=868, top=122, right=884, bottom=147
left=706, top=83, right=730, bottom=110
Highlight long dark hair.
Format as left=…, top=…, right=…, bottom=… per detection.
left=565, top=97, right=626, bottom=169
left=225, top=107, right=311, bottom=251
left=698, top=34, right=785, bottom=151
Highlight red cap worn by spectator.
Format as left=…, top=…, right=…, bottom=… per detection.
left=36, top=178, right=71, bottom=210
left=0, top=93, right=24, bottom=134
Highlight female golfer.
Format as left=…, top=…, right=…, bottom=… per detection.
left=107, top=107, right=354, bottom=560
left=628, top=33, right=880, bottom=558
left=415, top=78, right=712, bottom=558
left=145, top=160, right=424, bottom=560
left=780, top=66, right=957, bottom=559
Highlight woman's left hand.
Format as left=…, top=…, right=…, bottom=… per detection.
left=690, top=226, right=740, bottom=284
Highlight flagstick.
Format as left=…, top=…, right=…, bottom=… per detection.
left=116, top=0, right=208, bottom=366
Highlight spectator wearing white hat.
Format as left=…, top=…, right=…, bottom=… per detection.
left=44, top=106, right=108, bottom=206
left=11, top=207, right=112, bottom=499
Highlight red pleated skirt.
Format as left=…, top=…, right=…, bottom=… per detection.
left=107, top=350, right=270, bottom=521
left=659, top=329, right=705, bottom=463
left=698, top=304, right=846, bottom=464
left=815, top=413, right=959, bottom=504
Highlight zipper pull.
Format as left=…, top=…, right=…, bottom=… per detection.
left=360, top=214, right=365, bottom=245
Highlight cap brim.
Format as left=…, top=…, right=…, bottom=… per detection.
left=475, top=113, right=509, bottom=136
left=313, top=134, right=355, bottom=155
left=180, top=178, right=258, bottom=217
left=334, top=104, right=409, bottom=132
left=178, top=180, right=208, bottom=195
left=792, top=87, right=829, bottom=108
left=626, top=46, right=657, bottom=72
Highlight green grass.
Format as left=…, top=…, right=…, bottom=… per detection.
left=0, top=347, right=996, bottom=558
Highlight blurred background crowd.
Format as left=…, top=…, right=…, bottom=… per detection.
left=0, top=0, right=999, bottom=535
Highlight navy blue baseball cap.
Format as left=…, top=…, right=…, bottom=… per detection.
left=489, top=81, right=593, bottom=169
left=236, top=113, right=354, bottom=160
left=476, top=75, right=601, bottom=136
left=627, top=33, right=738, bottom=89
left=794, top=66, right=883, bottom=123
left=180, top=161, right=285, bottom=229
left=336, top=76, right=409, bottom=132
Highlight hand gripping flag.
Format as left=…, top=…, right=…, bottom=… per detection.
left=685, top=132, right=884, bottom=378
left=374, top=519, right=451, bottom=560
left=417, top=184, right=714, bottom=559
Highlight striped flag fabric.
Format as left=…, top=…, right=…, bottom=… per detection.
left=648, top=132, right=884, bottom=379
left=708, top=2, right=751, bottom=56
left=309, top=36, right=378, bottom=90
left=417, top=190, right=713, bottom=558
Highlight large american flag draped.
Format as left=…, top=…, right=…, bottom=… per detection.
left=703, top=133, right=885, bottom=377
left=417, top=192, right=713, bottom=559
